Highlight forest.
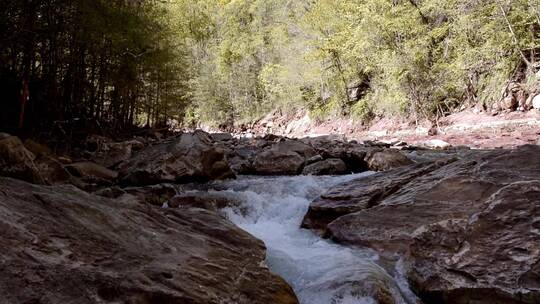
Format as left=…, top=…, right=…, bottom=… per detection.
left=2, top=0, right=540, bottom=134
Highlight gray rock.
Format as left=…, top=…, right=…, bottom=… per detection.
left=365, top=149, right=413, bottom=171
left=0, top=177, right=298, bottom=304
left=0, top=135, right=43, bottom=184
left=253, top=149, right=305, bottom=175
left=302, top=158, right=347, bottom=176
left=409, top=181, right=540, bottom=304
left=211, top=132, right=234, bottom=142
left=118, top=130, right=235, bottom=186
left=303, top=145, right=540, bottom=304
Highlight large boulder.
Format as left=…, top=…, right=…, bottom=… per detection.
left=226, top=145, right=260, bottom=174
left=64, top=162, right=119, bottom=191
left=365, top=149, right=413, bottom=171
left=66, top=162, right=118, bottom=185
left=302, top=158, right=348, bottom=176
left=34, top=156, right=71, bottom=185
left=273, top=140, right=318, bottom=159
left=252, top=139, right=318, bottom=175
left=91, top=141, right=134, bottom=168
left=0, top=135, right=43, bottom=184
left=24, top=139, right=53, bottom=157
left=118, top=130, right=235, bottom=186
left=409, top=181, right=540, bottom=304
left=301, top=159, right=454, bottom=235
left=0, top=177, right=298, bottom=304
left=302, top=145, right=540, bottom=304
left=253, top=149, right=305, bottom=175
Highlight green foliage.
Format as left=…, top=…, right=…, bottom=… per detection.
left=4, top=0, right=539, bottom=131
left=173, top=0, right=540, bottom=126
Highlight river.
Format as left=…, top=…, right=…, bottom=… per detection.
left=201, top=173, right=418, bottom=304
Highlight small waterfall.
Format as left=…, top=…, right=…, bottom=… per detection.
left=200, top=174, right=418, bottom=304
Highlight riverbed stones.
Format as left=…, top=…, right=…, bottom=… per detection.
left=0, top=177, right=298, bottom=304
left=303, top=145, right=540, bottom=304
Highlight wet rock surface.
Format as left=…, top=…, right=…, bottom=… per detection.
left=303, top=145, right=540, bottom=303
left=0, top=177, right=298, bottom=304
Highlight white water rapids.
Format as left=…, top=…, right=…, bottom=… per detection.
left=198, top=174, right=418, bottom=304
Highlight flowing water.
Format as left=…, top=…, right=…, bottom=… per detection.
left=198, top=174, right=417, bottom=304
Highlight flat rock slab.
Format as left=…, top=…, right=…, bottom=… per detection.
left=409, top=181, right=540, bottom=304
left=302, top=145, right=540, bottom=304
left=0, top=177, right=297, bottom=304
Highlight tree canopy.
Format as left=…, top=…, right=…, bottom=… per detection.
left=1, top=0, right=539, bottom=133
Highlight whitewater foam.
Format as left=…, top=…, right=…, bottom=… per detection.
left=200, top=174, right=416, bottom=304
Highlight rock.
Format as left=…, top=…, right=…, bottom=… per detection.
left=122, top=184, right=180, bottom=206
left=251, top=139, right=317, bottom=175
left=253, top=149, right=305, bottom=175
left=409, top=181, right=540, bottom=304
left=0, top=132, right=10, bottom=140
left=210, top=132, right=233, bottom=142
left=97, top=142, right=132, bottom=167
left=126, top=139, right=145, bottom=151
left=67, top=162, right=118, bottom=180
left=118, top=130, right=235, bottom=186
left=305, top=154, right=324, bottom=166
left=422, top=139, right=452, bottom=150
left=273, top=140, right=318, bottom=159
left=0, top=177, right=298, bottom=304
left=35, top=156, right=71, bottom=184
left=303, top=145, right=540, bottom=304
left=169, top=191, right=243, bottom=213
left=93, top=186, right=127, bottom=199
left=85, top=134, right=112, bottom=152
left=24, top=139, right=52, bottom=156
left=343, top=146, right=372, bottom=172
left=364, top=140, right=391, bottom=148
left=302, top=160, right=454, bottom=235
left=91, top=141, right=139, bottom=168
left=227, top=145, right=259, bottom=174
left=365, top=149, right=413, bottom=171
left=525, top=94, right=534, bottom=110
left=428, top=125, right=439, bottom=136
left=302, top=158, right=347, bottom=176
left=500, top=95, right=517, bottom=110
left=0, top=135, right=43, bottom=184
left=517, top=90, right=527, bottom=110
left=65, top=162, right=118, bottom=185
left=533, top=94, right=540, bottom=109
